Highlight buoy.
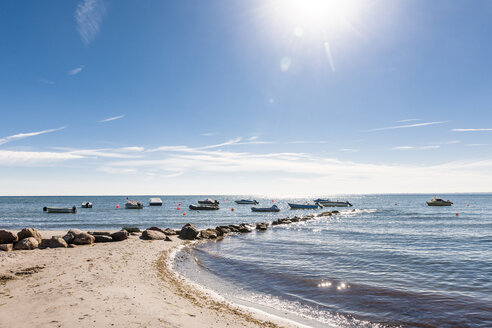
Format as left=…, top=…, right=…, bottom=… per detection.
left=272, top=200, right=274, bottom=202
left=231, top=208, right=235, bottom=211
left=467, top=204, right=469, bottom=207
left=456, top=213, right=459, bottom=216
left=183, top=212, right=187, bottom=216
left=178, top=203, right=181, bottom=206
left=177, top=207, right=180, bottom=210
left=116, top=205, right=119, bottom=209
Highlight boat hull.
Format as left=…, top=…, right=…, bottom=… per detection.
left=426, top=201, right=453, bottom=206
left=189, top=204, right=219, bottom=210
left=288, top=203, right=319, bottom=209
left=314, top=200, right=352, bottom=207
left=251, top=206, right=280, bottom=212
left=235, top=200, right=258, bottom=205
left=81, top=202, right=92, bottom=208
left=44, top=207, right=76, bottom=213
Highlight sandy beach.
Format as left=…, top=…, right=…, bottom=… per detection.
left=0, top=230, right=298, bottom=328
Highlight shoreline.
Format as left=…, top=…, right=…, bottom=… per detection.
left=0, top=229, right=300, bottom=328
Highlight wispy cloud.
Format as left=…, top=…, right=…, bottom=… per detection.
left=0, top=150, right=83, bottom=166
left=287, top=140, right=329, bottom=144
left=467, top=144, right=487, bottom=147
left=75, top=0, right=106, bottom=45
left=99, top=115, right=124, bottom=123
left=39, top=78, right=55, bottom=85
left=201, top=132, right=217, bottom=137
left=68, top=65, right=85, bottom=75
left=396, top=118, right=420, bottom=123
left=391, top=145, right=440, bottom=151
left=0, top=127, right=66, bottom=146
left=339, top=148, right=359, bottom=153
left=453, top=128, right=492, bottom=132
left=365, top=121, right=448, bottom=132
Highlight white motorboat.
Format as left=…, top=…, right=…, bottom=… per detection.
left=314, top=199, right=352, bottom=207
left=149, top=198, right=163, bottom=206
left=426, top=196, right=453, bottom=206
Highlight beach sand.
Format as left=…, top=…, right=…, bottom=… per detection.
left=0, top=230, right=298, bottom=328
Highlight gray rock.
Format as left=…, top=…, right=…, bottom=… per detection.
left=163, top=228, right=177, bottom=236
left=17, top=228, right=42, bottom=244
left=200, top=229, right=218, bottom=239
left=216, top=226, right=231, bottom=236
left=88, top=231, right=111, bottom=236
left=94, top=235, right=113, bottom=243
left=122, top=227, right=141, bottom=233
left=0, top=244, right=13, bottom=252
left=0, top=230, right=18, bottom=244
left=147, top=227, right=167, bottom=234
left=141, top=229, right=167, bottom=240
left=39, top=239, right=51, bottom=249
left=228, top=224, right=240, bottom=232
left=179, top=224, right=199, bottom=240
left=68, top=228, right=83, bottom=235
left=62, top=232, right=76, bottom=244
left=13, top=237, right=39, bottom=250
left=72, top=232, right=95, bottom=245
left=110, top=230, right=129, bottom=241
left=49, top=236, right=68, bottom=248
left=238, top=225, right=252, bottom=233
left=318, top=211, right=333, bottom=217
left=332, top=210, right=340, bottom=214
left=256, top=223, right=268, bottom=231
left=165, top=236, right=172, bottom=242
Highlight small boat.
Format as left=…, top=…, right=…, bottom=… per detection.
left=314, top=199, right=352, bottom=207
left=288, top=203, right=321, bottom=209
left=189, top=204, right=219, bottom=210
left=43, top=205, right=77, bottom=213
left=251, top=205, right=280, bottom=212
left=235, top=200, right=259, bottom=205
left=198, top=198, right=219, bottom=205
left=149, top=198, right=163, bottom=206
left=81, top=202, right=92, bottom=208
left=426, top=196, right=453, bottom=206
left=125, top=199, right=143, bottom=209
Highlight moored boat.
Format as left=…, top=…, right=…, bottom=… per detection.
left=126, top=199, right=143, bottom=209
left=314, top=199, right=352, bottom=207
left=235, top=199, right=259, bottom=205
left=189, top=204, right=219, bottom=210
left=43, top=205, right=77, bottom=213
left=149, top=198, right=163, bottom=206
left=81, top=202, right=92, bottom=208
left=288, top=203, right=321, bottom=209
left=198, top=198, right=219, bottom=205
left=251, top=205, right=280, bottom=212
left=426, top=196, right=453, bottom=206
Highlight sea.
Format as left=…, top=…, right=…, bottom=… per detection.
left=1, top=194, right=491, bottom=328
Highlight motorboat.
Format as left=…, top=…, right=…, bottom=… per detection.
left=149, top=198, right=163, bottom=206
left=126, top=199, right=143, bottom=209
left=251, top=205, right=280, bottom=212
left=81, top=202, right=92, bottom=208
left=314, top=199, right=352, bottom=207
left=43, top=205, right=77, bottom=213
left=189, top=204, right=219, bottom=210
left=288, top=203, right=321, bottom=209
left=235, top=200, right=259, bottom=205
left=426, top=196, right=453, bottom=206
left=198, top=198, right=219, bottom=205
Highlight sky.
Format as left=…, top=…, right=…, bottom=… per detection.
left=1, top=0, right=492, bottom=196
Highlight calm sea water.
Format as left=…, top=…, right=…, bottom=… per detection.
left=1, top=194, right=491, bottom=327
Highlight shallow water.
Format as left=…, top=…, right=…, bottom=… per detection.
left=1, top=194, right=491, bottom=327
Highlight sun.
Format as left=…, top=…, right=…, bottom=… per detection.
left=277, top=0, right=361, bottom=33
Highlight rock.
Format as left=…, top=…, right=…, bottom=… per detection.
left=49, top=236, right=68, bottom=248
left=216, top=226, right=231, bottom=236
left=94, top=235, right=113, bottom=243
left=147, top=227, right=167, bottom=234
left=238, top=225, right=252, bottom=233
left=62, top=232, right=76, bottom=244
left=17, top=228, right=42, bottom=244
left=179, top=224, right=199, bottom=240
left=0, top=230, right=18, bottom=244
left=271, top=220, right=279, bottom=226
left=141, top=229, right=167, bottom=240
left=0, top=244, right=13, bottom=252
left=13, top=237, right=39, bottom=250
left=130, top=232, right=141, bottom=236
left=67, top=244, right=76, bottom=248
left=88, top=231, right=111, bottom=236
left=68, top=228, right=83, bottom=235
left=200, top=229, right=218, bottom=239
left=332, top=210, right=340, bottom=214
left=228, top=224, right=240, bottom=232
left=256, top=223, right=268, bottom=231
left=318, top=211, right=333, bottom=217
left=291, top=217, right=300, bottom=222
left=165, top=236, right=172, bottom=242
left=122, top=227, right=141, bottom=233
left=163, top=228, right=177, bottom=236
left=72, top=232, right=95, bottom=245
left=110, top=230, right=129, bottom=241
left=39, top=239, right=51, bottom=249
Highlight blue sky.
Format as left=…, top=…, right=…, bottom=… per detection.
left=1, top=0, right=492, bottom=195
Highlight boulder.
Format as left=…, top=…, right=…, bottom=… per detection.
left=318, top=211, right=333, bottom=217
left=141, top=229, right=167, bottom=240
left=147, top=227, right=167, bottom=234
left=256, top=223, right=268, bottom=231
left=39, top=239, right=51, bottom=249
left=13, top=237, right=39, bottom=250
left=163, top=228, right=177, bottom=236
left=62, top=232, right=76, bottom=244
left=291, top=217, right=300, bottom=222
left=72, top=232, right=95, bottom=245
left=238, top=225, right=252, bottom=233
left=88, top=231, right=111, bottom=236
left=0, top=230, right=18, bottom=244
left=179, top=224, right=199, bottom=240
left=94, top=235, right=113, bottom=243
left=68, top=228, right=83, bottom=235
left=0, top=244, right=13, bottom=252
left=332, top=210, right=340, bottom=214
left=110, top=230, right=129, bottom=242
left=165, top=236, right=172, bottom=242
left=216, top=226, right=231, bottom=236
left=17, top=228, right=42, bottom=244
left=228, top=224, right=240, bottom=232
left=49, top=236, right=68, bottom=248
left=200, top=229, right=218, bottom=239
left=122, top=227, right=141, bottom=233
left=271, top=220, right=279, bottom=226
